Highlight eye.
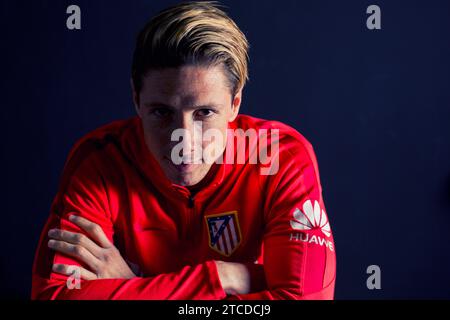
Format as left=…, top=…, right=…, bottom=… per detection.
left=195, top=108, right=215, bottom=118
left=151, top=107, right=172, bottom=118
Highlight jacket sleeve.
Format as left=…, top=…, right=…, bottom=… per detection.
left=227, top=137, right=336, bottom=300
left=31, top=141, right=226, bottom=300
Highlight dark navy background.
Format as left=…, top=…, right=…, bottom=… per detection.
left=1, top=0, right=449, bottom=299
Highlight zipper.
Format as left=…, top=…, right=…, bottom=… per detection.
left=188, top=195, right=195, bottom=208
left=184, top=193, right=195, bottom=241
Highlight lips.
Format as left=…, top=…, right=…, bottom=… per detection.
left=164, top=156, right=201, bottom=173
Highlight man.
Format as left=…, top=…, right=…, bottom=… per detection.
left=32, top=1, right=336, bottom=299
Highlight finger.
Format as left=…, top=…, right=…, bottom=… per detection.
left=52, top=264, right=97, bottom=281
left=68, top=215, right=112, bottom=248
left=48, top=228, right=102, bottom=258
left=48, top=239, right=99, bottom=272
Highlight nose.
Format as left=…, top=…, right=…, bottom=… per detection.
left=177, top=112, right=194, bottom=132
left=176, top=113, right=193, bottom=151
left=170, top=112, right=202, bottom=159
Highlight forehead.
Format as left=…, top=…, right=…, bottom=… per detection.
left=139, top=65, right=231, bottom=106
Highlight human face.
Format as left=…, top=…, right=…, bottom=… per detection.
left=132, top=65, right=242, bottom=186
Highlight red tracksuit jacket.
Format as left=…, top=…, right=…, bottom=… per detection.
left=31, top=114, right=336, bottom=300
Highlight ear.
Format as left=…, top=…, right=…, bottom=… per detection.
left=228, top=88, right=242, bottom=122
left=130, top=78, right=141, bottom=117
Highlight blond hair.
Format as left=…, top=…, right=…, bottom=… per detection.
left=131, top=1, right=249, bottom=96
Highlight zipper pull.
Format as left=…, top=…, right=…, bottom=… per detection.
left=188, top=195, right=195, bottom=208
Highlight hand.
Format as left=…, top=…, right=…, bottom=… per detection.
left=215, top=261, right=250, bottom=295
left=47, top=215, right=136, bottom=280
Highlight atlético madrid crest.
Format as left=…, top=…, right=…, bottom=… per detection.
left=205, top=211, right=242, bottom=257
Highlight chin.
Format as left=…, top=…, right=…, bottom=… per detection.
left=164, top=171, right=196, bottom=187
left=161, top=160, right=208, bottom=186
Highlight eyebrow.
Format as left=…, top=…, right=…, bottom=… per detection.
left=143, top=102, right=223, bottom=110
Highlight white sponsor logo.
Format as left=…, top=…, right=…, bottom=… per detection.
left=289, top=200, right=334, bottom=251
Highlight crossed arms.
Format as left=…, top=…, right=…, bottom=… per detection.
left=32, top=140, right=335, bottom=300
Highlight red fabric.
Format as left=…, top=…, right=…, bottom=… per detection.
left=31, top=114, right=336, bottom=300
